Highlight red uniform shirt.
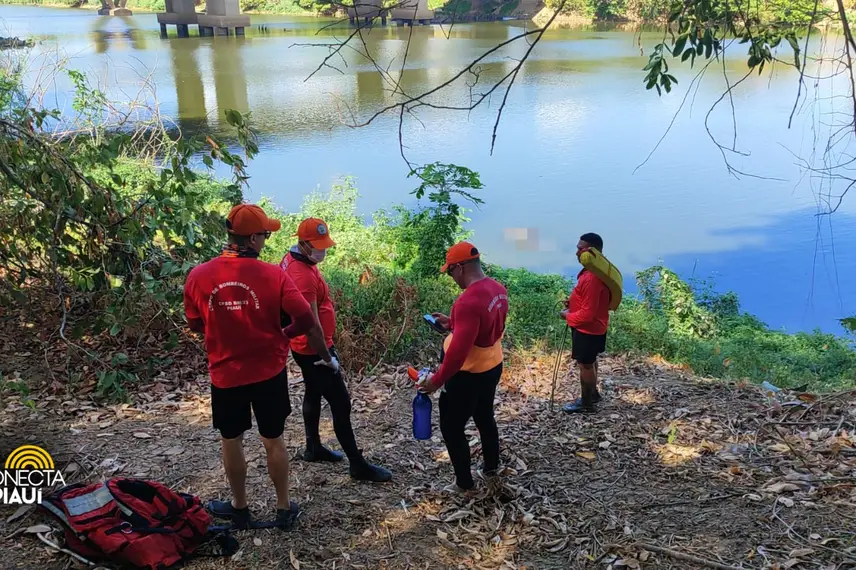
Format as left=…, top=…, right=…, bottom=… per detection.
left=432, top=277, right=509, bottom=387
left=280, top=252, right=336, bottom=355
left=183, top=256, right=313, bottom=389
left=566, top=269, right=610, bottom=335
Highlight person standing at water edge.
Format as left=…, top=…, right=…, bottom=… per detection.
left=281, top=218, right=392, bottom=483
left=560, top=232, right=611, bottom=414
left=419, top=242, right=508, bottom=492
left=183, top=204, right=338, bottom=528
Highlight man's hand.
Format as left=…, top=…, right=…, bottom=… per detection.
left=431, top=313, right=451, bottom=330
left=560, top=309, right=569, bottom=319
left=315, top=356, right=340, bottom=374
left=419, top=377, right=440, bottom=394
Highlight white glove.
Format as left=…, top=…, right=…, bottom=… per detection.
left=415, top=368, right=431, bottom=388
left=314, top=356, right=340, bottom=374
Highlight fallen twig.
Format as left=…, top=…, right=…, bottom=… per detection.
left=636, top=542, right=745, bottom=570
left=639, top=491, right=743, bottom=510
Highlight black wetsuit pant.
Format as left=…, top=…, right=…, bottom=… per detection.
left=438, top=364, right=502, bottom=489
left=292, top=347, right=359, bottom=458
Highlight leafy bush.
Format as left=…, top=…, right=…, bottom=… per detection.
left=257, top=185, right=856, bottom=390
left=0, top=69, right=255, bottom=397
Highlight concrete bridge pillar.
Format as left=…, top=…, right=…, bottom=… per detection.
left=198, top=0, right=251, bottom=37
left=347, top=0, right=387, bottom=26
left=99, top=0, right=132, bottom=16
left=390, top=0, right=434, bottom=24
left=157, top=0, right=198, bottom=38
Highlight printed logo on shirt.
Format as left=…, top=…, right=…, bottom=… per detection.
left=488, top=294, right=508, bottom=312
left=208, top=281, right=260, bottom=312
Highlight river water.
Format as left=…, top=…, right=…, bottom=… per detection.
left=2, top=6, right=855, bottom=334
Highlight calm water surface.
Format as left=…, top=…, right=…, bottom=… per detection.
left=2, top=6, right=855, bottom=334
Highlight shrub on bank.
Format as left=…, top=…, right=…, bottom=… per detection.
left=259, top=187, right=856, bottom=391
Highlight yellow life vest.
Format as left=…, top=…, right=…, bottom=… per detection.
left=579, top=248, right=623, bottom=311
left=443, top=333, right=504, bottom=374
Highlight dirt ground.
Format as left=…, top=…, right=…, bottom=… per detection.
left=0, top=352, right=854, bottom=570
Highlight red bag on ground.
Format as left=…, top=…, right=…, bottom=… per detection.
left=41, top=477, right=214, bottom=570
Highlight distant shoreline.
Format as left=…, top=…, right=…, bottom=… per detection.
left=0, top=0, right=538, bottom=23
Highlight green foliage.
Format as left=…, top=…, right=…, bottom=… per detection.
left=0, top=372, right=35, bottom=408
left=123, top=0, right=167, bottom=11
left=258, top=178, right=402, bottom=269
left=405, top=162, right=483, bottom=277
left=254, top=185, right=855, bottom=390
left=484, top=264, right=570, bottom=348
left=240, top=0, right=314, bottom=14
left=0, top=68, right=257, bottom=398
left=545, top=0, right=596, bottom=18
left=637, top=265, right=717, bottom=338
left=642, top=0, right=825, bottom=95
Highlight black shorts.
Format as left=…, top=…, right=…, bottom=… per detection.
left=571, top=328, right=606, bottom=365
left=210, top=369, right=291, bottom=440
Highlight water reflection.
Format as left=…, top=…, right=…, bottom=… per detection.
left=91, top=16, right=147, bottom=54
left=210, top=39, right=249, bottom=126
left=5, top=6, right=855, bottom=332
left=663, top=209, right=856, bottom=334
left=355, top=69, right=384, bottom=109
left=167, top=39, right=208, bottom=134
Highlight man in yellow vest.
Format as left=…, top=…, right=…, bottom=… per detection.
left=420, top=242, right=509, bottom=492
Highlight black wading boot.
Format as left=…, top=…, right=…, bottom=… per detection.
left=568, top=389, right=602, bottom=408
left=207, top=500, right=251, bottom=529
left=303, top=440, right=345, bottom=462
left=348, top=450, right=392, bottom=483
left=562, top=383, right=598, bottom=414
left=275, top=501, right=301, bottom=530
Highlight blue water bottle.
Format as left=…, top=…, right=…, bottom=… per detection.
left=409, top=367, right=433, bottom=440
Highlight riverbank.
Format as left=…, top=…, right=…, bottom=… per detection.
left=0, top=61, right=854, bottom=406
left=3, top=171, right=855, bottom=404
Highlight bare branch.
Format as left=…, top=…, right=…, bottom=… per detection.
left=789, top=0, right=820, bottom=129
left=634, top=59, right=716, bottom=174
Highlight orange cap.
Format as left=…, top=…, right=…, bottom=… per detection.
left=295, top=217, right=336, bottom=249
left=441, top=241, right=480, bottom=273
left=226, top=204, right=281, bottom=236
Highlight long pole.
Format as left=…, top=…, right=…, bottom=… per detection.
left=550, top=325, right=568, bottom=412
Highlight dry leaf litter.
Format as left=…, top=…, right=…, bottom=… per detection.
left=0, top=349, right=854, bottom=570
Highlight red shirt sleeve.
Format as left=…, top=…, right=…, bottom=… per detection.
left=280, top=273, right=313, bottom=338
left=183, top=272, right=200, bottom=321
left=430, top=301, right=480, bottom=389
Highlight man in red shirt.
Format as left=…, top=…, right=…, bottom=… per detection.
left=281, top=218, right=392, bottom=483
left=183, top=204, right=338, bottom=529
left=560, top=232, right=611, bottom=414
left=420, top=242, right=509, bottom=492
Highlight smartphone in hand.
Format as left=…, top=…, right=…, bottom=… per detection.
left=423, top=314, right=447, bottom=334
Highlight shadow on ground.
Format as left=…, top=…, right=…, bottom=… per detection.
left=1, top=352, right=854, bottom=569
